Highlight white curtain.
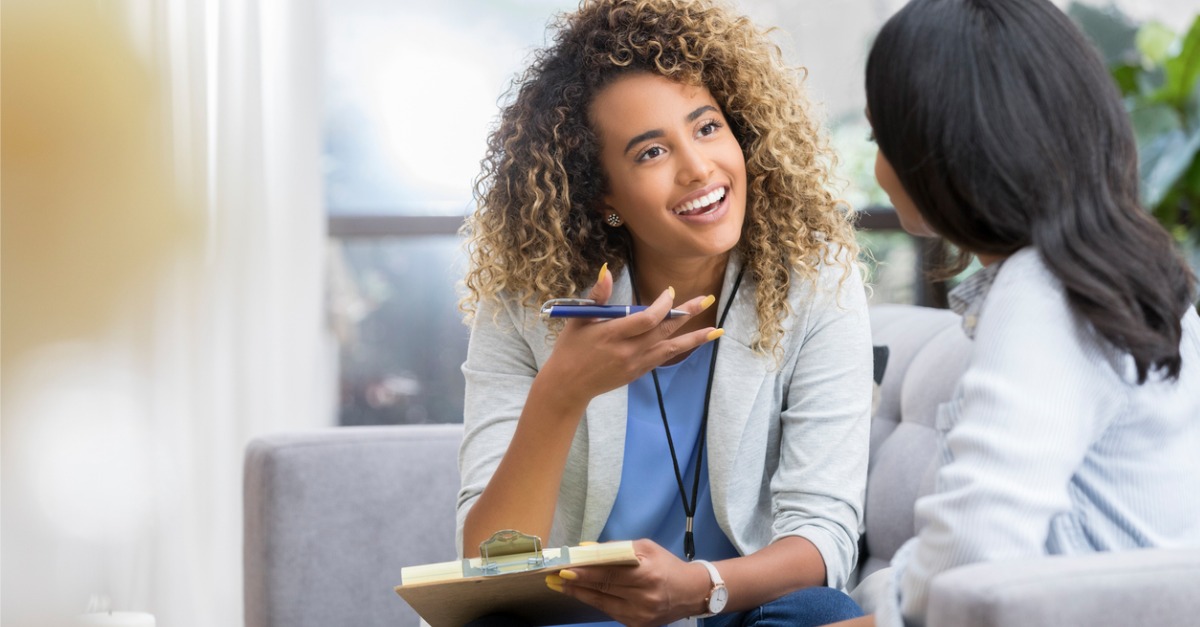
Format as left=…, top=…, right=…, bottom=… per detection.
left=142, top=1, right=332, bottom=626
left=1, top=0, right=332, bottom=625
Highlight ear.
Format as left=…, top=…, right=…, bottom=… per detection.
left=596, top=199, right=621, bottom=223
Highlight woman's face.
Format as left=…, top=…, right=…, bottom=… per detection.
left=873, top=146, right=936, bottom=238
left=591, top=73, right=747, bottom=267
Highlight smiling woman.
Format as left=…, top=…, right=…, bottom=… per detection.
left=454, top=1, right=873, bottom=626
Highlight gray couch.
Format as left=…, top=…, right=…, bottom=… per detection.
left=243, top=304, right=1200, bottom=627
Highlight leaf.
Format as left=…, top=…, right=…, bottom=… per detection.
left=1137, top=21, right=1176, bottom=66
left=1130, top=102, right=1182, bottom=144
left=1140, top=126, right=1200, bottom=209
left=1159, top=16, right=1200, bottom=110
left=1184, top=148, right=1200, bottom=198
left=1137, top=65, right=1169, bottom=97
left=1111, top=64, right=1141, bottom=95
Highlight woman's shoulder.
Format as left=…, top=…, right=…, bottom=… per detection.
left=784, top=242, right=867, bottom=315
left=982, top=248, right=1065, bottom=316
left=976, top=248, right=1130, bottom=383
left=767, top=243, right=869, bottom=349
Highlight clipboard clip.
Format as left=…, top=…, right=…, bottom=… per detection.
left=463, top=529, right=570, bottom=577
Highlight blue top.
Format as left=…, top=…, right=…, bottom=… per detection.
left=598, top=341, right=740, bottom=562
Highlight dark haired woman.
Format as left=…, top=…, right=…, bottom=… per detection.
left=835, top=0, right=1200, bottom=625
left=456, top=0, right=873, bottom=625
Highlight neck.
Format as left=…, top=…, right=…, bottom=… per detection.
left=629, top=251, right=731, bottom=338
left=630, top=253, right=729, bottom=307
left=976, top=252, right=1007, bottom=267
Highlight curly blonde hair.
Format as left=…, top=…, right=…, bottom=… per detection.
left=461, top=0, right=858, bottom=354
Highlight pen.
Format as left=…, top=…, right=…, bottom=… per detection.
left=540, top=298, right=688, bottom=319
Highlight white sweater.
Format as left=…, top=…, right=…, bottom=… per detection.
left=877, top=247, right=1200, bottom=627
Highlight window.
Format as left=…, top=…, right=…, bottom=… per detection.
left=323, top=0, right=583, bottom=425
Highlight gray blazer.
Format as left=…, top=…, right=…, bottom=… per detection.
left=457, top=253, right=873, bottom=588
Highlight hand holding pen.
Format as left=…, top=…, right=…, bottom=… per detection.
left=534, top=263, right=723, bottom=405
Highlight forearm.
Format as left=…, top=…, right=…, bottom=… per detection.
left=713, top=535, right=828, bottom=612
left=462, top=372, right=589, bottom=554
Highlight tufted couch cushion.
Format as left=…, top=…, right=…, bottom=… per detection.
left=859, top=304, right=971, bottom=580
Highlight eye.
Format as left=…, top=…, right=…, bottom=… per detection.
left=636, top=145, right=666, bottom=162
left=697, top=119, right=724, bottom=137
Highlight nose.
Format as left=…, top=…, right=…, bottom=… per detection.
left=675, top=142, right=715, bottom=186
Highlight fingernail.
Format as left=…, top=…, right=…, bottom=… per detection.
left=706, top=328, right=725, bottom=341
left=668, top=286, right=675, bottom=299
left=598, top=262, right=608, bottom=283
left=545, top=575, right=565, bottom=586
left=700, top=294, right=716, bottom=310
left=558, top=570, right=579, bottom=581
left=547, top=582, right=565, bottom=593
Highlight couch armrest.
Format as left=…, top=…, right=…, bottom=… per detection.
left=244, top=424, right=463, bottom=627
left=927, top=548, right=1200, bottom=627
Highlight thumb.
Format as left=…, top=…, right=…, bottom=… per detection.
left=588, top=262, right=613, bottom=305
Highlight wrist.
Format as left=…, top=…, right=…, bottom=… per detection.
left=527, top=368, right=590, bottom=419
left=683, top=561, right=712, bottom=616
left=690, top=559, right=728, bottom=618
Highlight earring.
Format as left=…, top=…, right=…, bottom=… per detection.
left=606, top=213, right=623, bottom=227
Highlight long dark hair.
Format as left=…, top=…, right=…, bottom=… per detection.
left=866, top=0, right=1195, bottom=382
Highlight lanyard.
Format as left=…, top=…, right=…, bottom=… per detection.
left=629, top=261, right=744, bottom=560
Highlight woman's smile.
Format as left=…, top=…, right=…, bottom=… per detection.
left=670, top=185, right=728, bottom=220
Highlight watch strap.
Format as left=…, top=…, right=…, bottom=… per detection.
left=692, top=559, right=725, bottom=618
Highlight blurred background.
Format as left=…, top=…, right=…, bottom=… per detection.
left=3, top=0, right=1197, bottom=626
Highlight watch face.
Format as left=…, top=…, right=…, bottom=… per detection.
left=709, top=586, right=729, bottom=613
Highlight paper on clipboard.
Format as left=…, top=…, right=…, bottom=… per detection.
left=394, top=530, right=639, bottom=627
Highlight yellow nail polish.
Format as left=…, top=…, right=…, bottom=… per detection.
left=668, top=286, right=675, bottom=299
left=558, top=570, right=579, bottom=581
left=547, top=582, right=564, bottom=593
left=706, top=328, right=725, bottom=341
left=700, top=294, right=716, bottom=310
left=545, top=575, right=565, bottom=586
left=598, top=262, right=608, bottom=283
left=578, top=541, right=599, bottom=546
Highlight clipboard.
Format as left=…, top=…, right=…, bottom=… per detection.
left=394, top=530, right=639, bottom=627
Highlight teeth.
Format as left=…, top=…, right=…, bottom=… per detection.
left=674, top=187, right=726, bottom=215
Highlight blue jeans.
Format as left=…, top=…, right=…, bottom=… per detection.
left=703, top=587, right=863, bottom=627
left=464, top=587, right=862, bottom=627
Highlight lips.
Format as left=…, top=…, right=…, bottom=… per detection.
left=672, top=186, right=727, bottom=216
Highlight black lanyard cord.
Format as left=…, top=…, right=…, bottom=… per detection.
left=629, top=259, right=745, bottom=560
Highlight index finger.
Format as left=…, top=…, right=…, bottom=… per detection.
left=611, top=286, right=678, bottom=336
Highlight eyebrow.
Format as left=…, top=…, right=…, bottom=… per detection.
left=622, top=105, right=720, bottom=155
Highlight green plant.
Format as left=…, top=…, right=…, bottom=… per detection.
left=1069, top=3, right=1200, bottom=252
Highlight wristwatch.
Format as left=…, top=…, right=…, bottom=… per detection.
left=692, top=559, right=728, bottom=618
